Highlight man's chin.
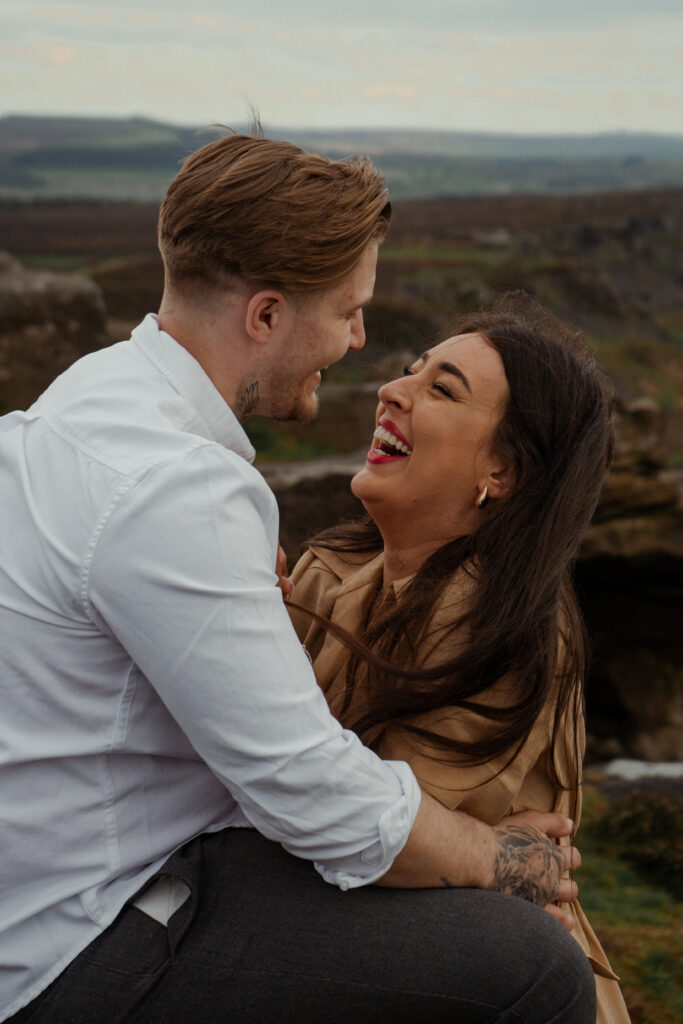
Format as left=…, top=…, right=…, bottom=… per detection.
left=273, top=392, right=320, bottom=424
left=294, top=398, right=320, bottom=424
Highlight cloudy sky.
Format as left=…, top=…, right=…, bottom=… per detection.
left=2, top=0, right=682, bottom=133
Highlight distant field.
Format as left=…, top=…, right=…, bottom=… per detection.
left=1, top=186, right=681, bottom=456
left=2, top=116, right=683, bottom=200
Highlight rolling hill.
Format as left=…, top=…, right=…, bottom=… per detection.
left=2, top=115, right=683, bottom=200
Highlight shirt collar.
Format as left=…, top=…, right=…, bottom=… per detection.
left=130, top=314, right=256, bottom=463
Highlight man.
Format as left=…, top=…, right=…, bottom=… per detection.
left=1, top=130, right=595, bottom=1022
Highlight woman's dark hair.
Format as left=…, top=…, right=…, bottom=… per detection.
left=304, top=292, right=614, bottom=798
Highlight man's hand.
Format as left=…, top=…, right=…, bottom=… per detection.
left=276, top=543, right=293, bottom=597
left=378, top=795, right=579, bottom=931
left=492, top=811, right=580, bottom=932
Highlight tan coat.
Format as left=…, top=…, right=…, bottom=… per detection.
left=289, top=545, right=630, bottom=1024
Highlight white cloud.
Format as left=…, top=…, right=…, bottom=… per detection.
left=187, top=14, right=222, bottom=30
left=23, top=0, right=683, bottom=32
left=362, top=82, right=418, bottom=101
left=47, top=44, right=79, bottom=65
left=0, top=2, right=681, bottom=132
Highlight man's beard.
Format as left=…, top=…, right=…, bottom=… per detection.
left=269, top=376, right=320, bottom=423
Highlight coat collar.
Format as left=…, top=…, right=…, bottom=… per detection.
left=307, top=544, right=415, bottom=601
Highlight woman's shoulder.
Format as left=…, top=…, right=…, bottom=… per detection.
left=291, top=545, right=383, bottom=587
left=287, top=545, right=384, bottom=639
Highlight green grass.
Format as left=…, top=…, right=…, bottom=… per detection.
left=654, top=309, right=683, bottom=347
left=578, top=786, right=683, bottom=1023
left=381, top=245, right=511, bottom=265
left=244, top=417, right=336, bottom=462
left=17, top=254, right=88, bottom=271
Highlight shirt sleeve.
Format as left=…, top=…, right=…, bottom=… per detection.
left=85, top=443, right=421, bottom=889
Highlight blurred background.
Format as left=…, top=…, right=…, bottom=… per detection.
left=1, top=3, right=681, bottom=1019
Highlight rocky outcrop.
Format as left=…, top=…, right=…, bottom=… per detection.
left=0, top=254, right=677, bottom=761
left=577, top=397, right=682, bottom=761
left=582, top=396, right=682, bottom=562
left=261, top=395, right=683, bottom=762
left=262, top=455, right=367, bottom=553
left=0, top=252, right=109, bottom=413
left=260, top=454, right=364, bottom=561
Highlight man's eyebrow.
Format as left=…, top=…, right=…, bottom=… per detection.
left=418, top=352, right=472, bottom=394
left=347, top=297, right=372, bottom=314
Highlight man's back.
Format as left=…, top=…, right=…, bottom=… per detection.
left=1, top=313, right=424, bottom=1022
left=0, top=316, right=253, bottom=1012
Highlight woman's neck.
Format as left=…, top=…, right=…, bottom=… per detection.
left=365, top=495, right=479, bottom=587
left=382, top=538, right=445, bottom=586
left=377, top=511, right=475, bottom=587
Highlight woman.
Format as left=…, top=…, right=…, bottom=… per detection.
left=287, top=295, right=630, bottom=1023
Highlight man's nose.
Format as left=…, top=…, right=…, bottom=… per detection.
left=348, top=310, right=365, bottom=351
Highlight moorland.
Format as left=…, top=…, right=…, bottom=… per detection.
left=2, top=114, right=683, bottom=200
left=2, top=184, right=681, bottom=455
left=1, top=175, right=682, bottom=1023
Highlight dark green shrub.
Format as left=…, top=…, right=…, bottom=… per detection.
left=598, top=790, right=683, bottom=899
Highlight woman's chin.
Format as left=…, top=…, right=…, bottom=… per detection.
left=350, top=467, right=379, bottom=506
left=350, top=468, right=367, bottom=499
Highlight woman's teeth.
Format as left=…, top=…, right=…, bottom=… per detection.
left=373, top=425, right=412, bottom=455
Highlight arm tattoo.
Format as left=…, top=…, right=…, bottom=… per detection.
left=490, top=825, right=564, bottom=906
left=237, top=381, right=259, bottom=420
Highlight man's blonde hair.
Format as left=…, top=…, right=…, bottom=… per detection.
left=158, top=131, right=391, bottom=296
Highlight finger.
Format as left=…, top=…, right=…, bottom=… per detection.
left=556, top=878, right=578, bottom=903
left=498, top=811, right=574, bottom=839
left=276, top=544, right=288, bottom=577
left=544, top=904, right=575, bottom=933
left=275, top=544, right=292, bottom=596
left=529, top=812, right=574, bottom=839
left=558, top=845, right=581, bottom=872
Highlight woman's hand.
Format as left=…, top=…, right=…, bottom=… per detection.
left=276, top=543, right=294, bottom=598
left=493, top=810, right=580, bottom=933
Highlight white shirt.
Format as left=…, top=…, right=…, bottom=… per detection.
left=0, top=314, right=420, bottom=1021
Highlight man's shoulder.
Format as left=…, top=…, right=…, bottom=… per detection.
left=36, top=345, right=187, bottom=474
left=35, top=332, right=251, bottom=485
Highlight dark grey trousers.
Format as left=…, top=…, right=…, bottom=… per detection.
left=8, top=828, right=596, bottom=1023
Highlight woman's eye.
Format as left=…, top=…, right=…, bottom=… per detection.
left=402, top=365, right=414, bottom=377
left=432, top=381, right=453, bottom=398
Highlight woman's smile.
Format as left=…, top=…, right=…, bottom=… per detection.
left=367, top=416, right=413, bottom=463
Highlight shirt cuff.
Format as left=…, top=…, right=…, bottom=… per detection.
left=313, top=761, right=422, bottom=890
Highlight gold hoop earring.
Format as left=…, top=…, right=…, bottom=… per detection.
left=476, top=485, right=488, bottom=509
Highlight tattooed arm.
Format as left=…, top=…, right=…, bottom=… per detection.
left=377, top=791, right=577, bottom=929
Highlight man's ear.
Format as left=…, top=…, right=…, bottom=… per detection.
left=245, top=290, right=287, bottom=344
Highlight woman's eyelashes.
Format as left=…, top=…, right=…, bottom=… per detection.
left=402, top=366, right=456, bottom=400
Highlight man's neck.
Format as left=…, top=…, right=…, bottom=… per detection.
left=157, top=293, right=255, bottom=417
